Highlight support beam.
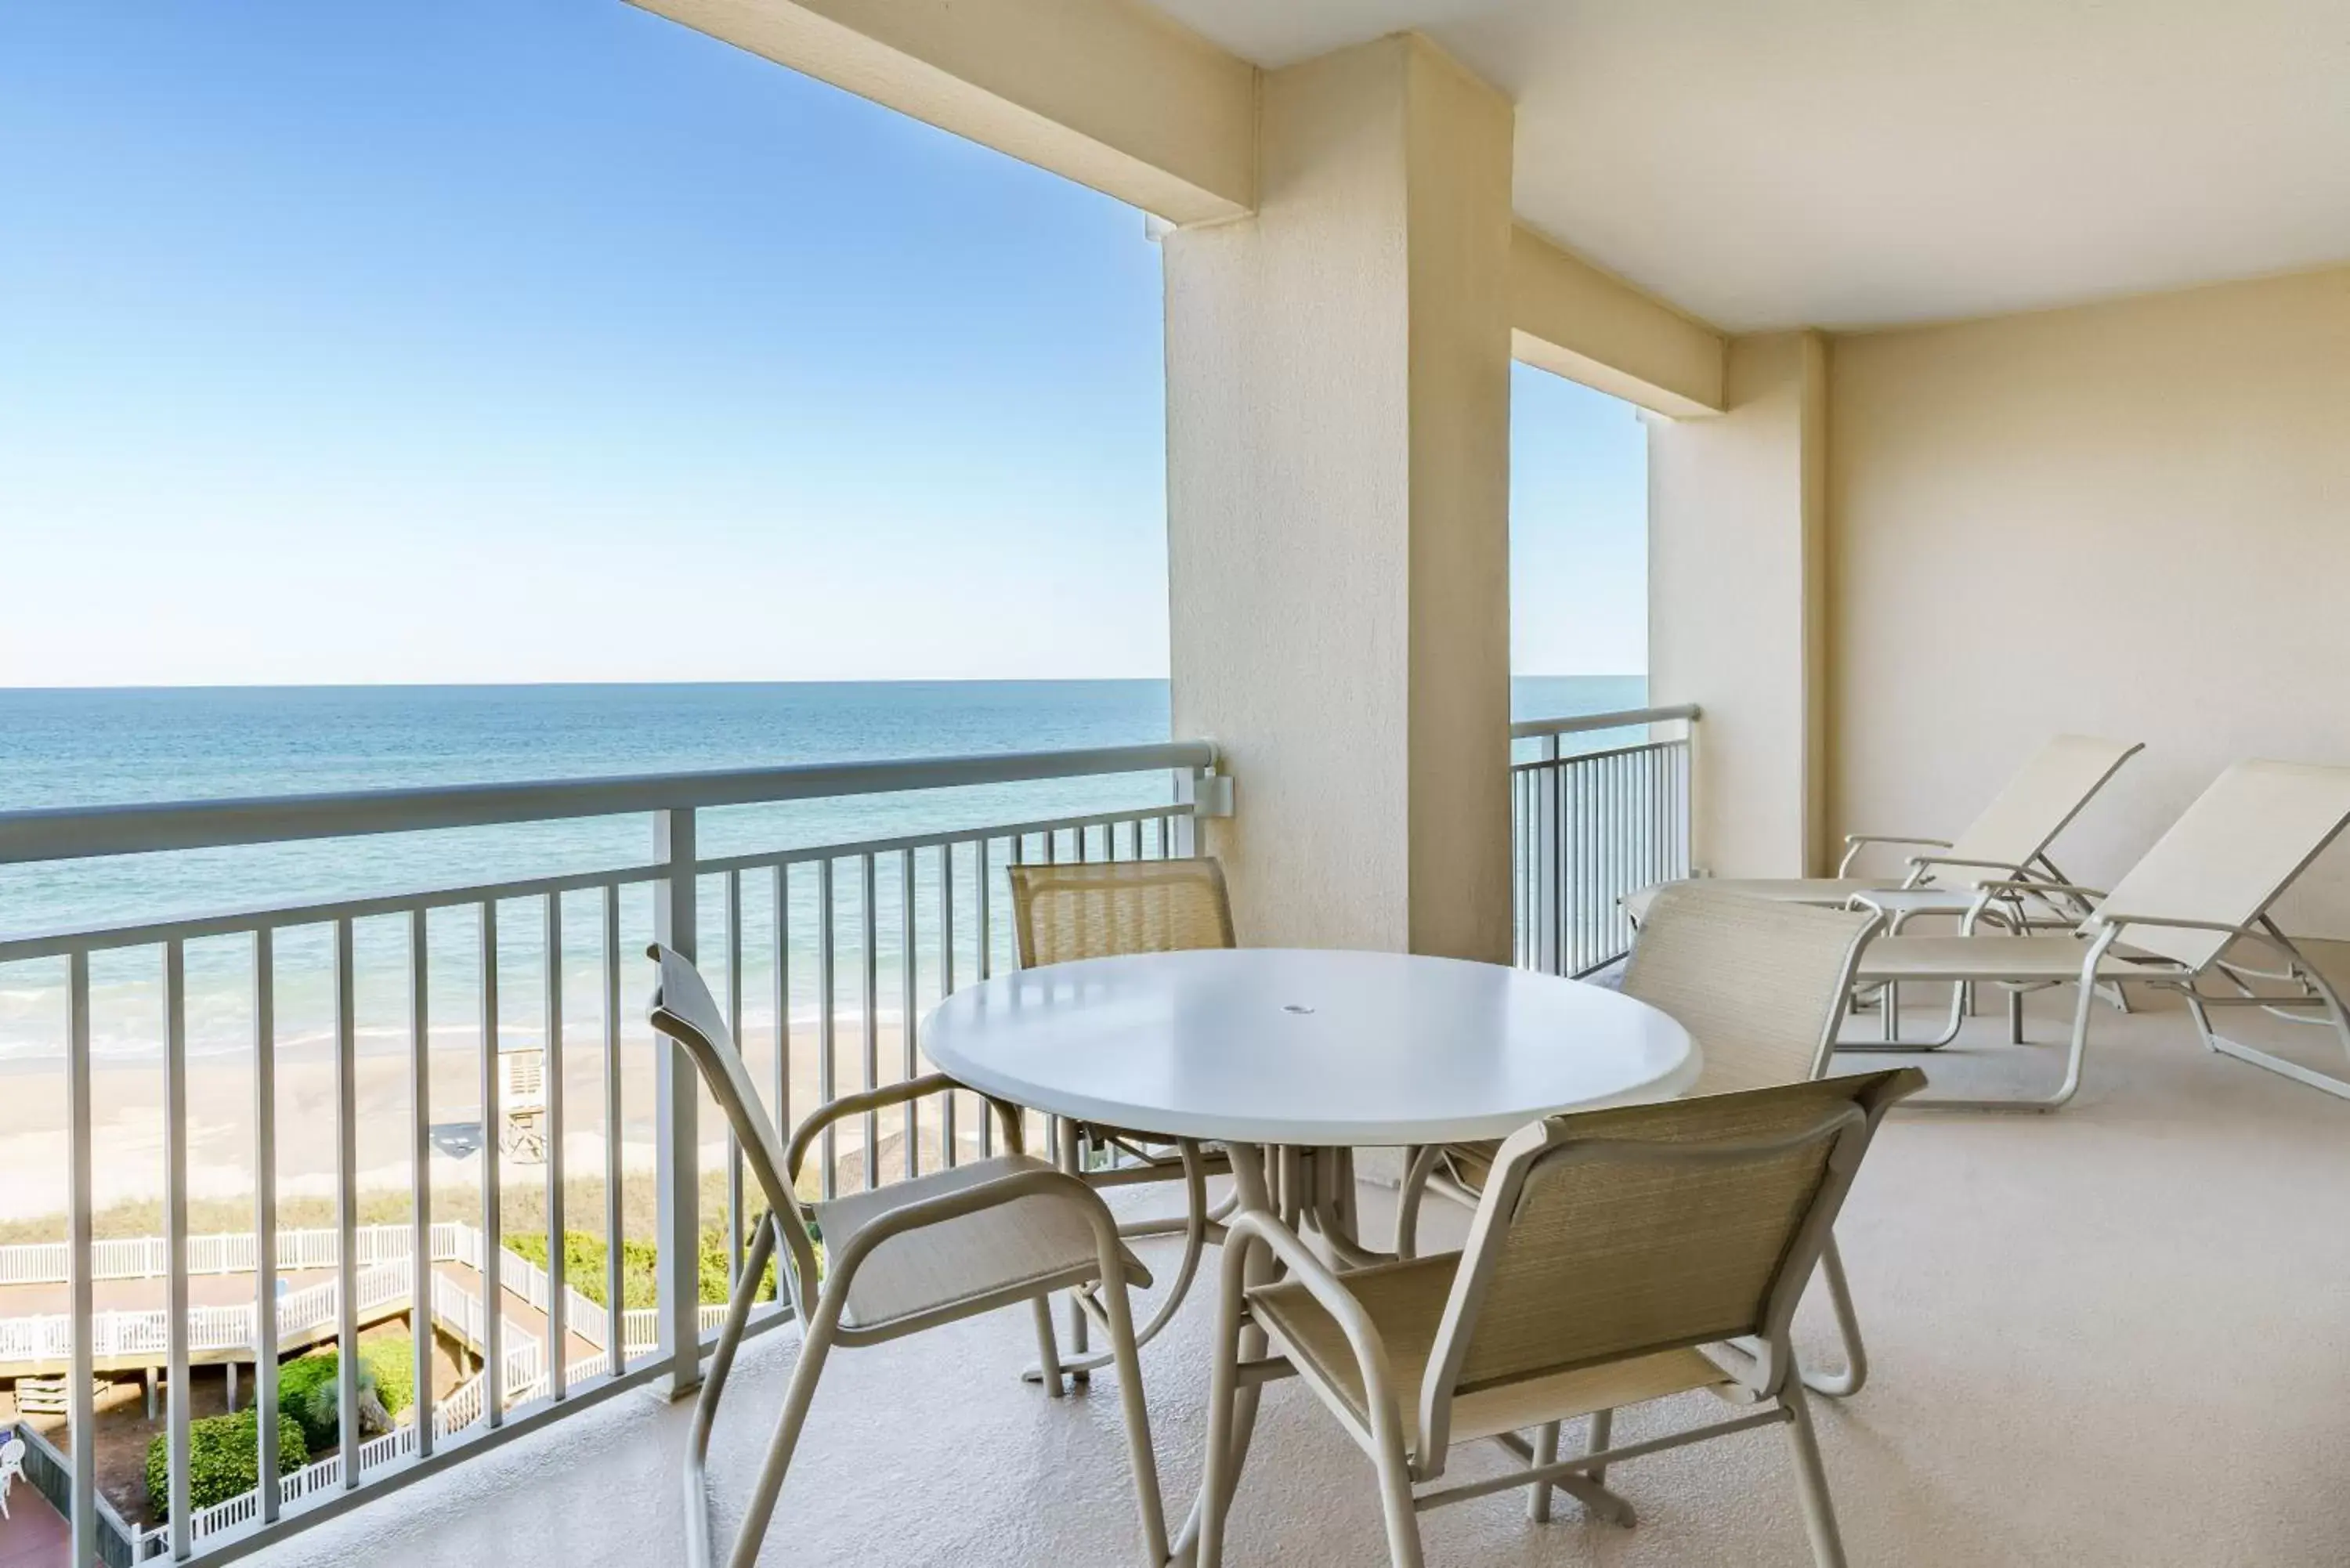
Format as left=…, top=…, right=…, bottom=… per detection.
left=1512, top=225, right=1726, bottom=417
left=1649, top=331, right=1831, bottom=876
left=631, top=0, right=1256, bottom=224
left=1166, top=34, right=1516, bottom=960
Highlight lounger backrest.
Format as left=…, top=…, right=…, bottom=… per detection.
left=1623, top=888, right=1882, bottom=1092
left=1942, top=735, right=2143, bottom=884
left=2087, top=761, right=2350, bottom=968
left=647, top=942, right=825, bottom=1316
left=2093, top=761, right=2350, bottom=970
left=1009, top=858, right=1236, bottom=967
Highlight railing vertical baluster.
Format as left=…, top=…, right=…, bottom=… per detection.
left=651, top=808, right=700, bottom=1396
left=860, top=853, right=879, bottom=1190
left=900, top=849, right=918, bottom=1180
left=334, top=917, right=363, bottom=1476
left=723, top=872, right=743, bottom=1288
left=544, top=891, right=566, bottom=1403
left=407, top=912, right=433, bottom=1455
left=772, top=864, right=790, bottom=1160
left=254, top=929, right=285, bottom=1515
left=938, top=843, right=956, bottom=1168
left=164, top=939, right=193, bottom=1556
left=479, top=902, right=504, bottom=1424
left=974, top=839, right=992, bottom=1159
left=601, top=884, right=624, bottom=1378
left=67, top=951, right=96, bottom=1568
left=817, top=857, right=837, bottom=1201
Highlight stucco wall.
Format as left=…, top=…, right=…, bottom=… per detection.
left=1828, top=266, right=2350, bottom=932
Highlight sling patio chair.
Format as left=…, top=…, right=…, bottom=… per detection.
left=1622, top=733, right=2142, bottom=929
left=1846, top=759, right=2350, bottom=1110
left=1195, top=1070, right=1925, bottom=1568
left=1394, top=887, right=1887, bottom=1398
left=1007, top=857, right=1239, bottom=1378
left=647, top=944, right=1171, bottom=1568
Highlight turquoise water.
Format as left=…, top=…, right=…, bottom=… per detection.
left=0, top=677, right=1640, bottom=1062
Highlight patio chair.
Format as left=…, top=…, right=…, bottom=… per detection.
left=1847, top=759, right=2350, bottom=1109
left=1008, top=858, right=1238, bottom=1377
left=1396, top=888, right=1886, bottom=1397
left=0, top=1433, right=23, bottom=1519
left=1197, top=1070, right=1925, bottom=1568
left=647, top=944, right=1170, bottom=1568
left=1622, top=734, right=2142, bottom=927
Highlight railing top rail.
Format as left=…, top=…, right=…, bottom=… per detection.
left=0, top=739, right=1220, bottom=867
left=1509, top=703, right=1699, bottom=741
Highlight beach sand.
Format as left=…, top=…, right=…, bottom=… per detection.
left=0, top=1024, right=1007, bottom=1234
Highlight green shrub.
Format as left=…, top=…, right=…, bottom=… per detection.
left=360, top=1335, right=415, bottom=1419
left=145, top=1408, right=307, bottom=1520
left=507, top=1227, right=775, bottom=1309
left=277, top=1351, right=378, bottom=1452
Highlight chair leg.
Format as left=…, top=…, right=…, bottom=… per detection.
left=685, top=1221, right=779, bottom=1568
left=720, top=1292, right=844, bottom=1568
left=1196, top=1240, right=1254, bottom=1568
left=1802, top=1234, right=1869, bottom=1399
left=1780, top=1382, right=1849, bottom=1568
left=1094, top=1266, right=1172, bottom=1566
left=1585, top=1407, right=1612, bottom=1486
left=1368, top=1410, right=1425, bottom=1568
left=1525, top=1422, right=1559, bottom=1523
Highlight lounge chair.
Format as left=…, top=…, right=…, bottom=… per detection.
left=1395, top=887, right=1887, bottom=1397
left=1846, top=760, right=2350, bottom=1110
left=647, top=944, right=1171, bottom=1568
left=1622, top=734, right=2142, bottom=926
left=1195, top=1071, right=1925, bottom=1568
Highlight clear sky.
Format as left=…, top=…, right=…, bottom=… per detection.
left=0, top=2, right=1645, bottom=687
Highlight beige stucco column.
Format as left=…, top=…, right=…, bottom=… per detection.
left=1648, top=331, right=1831, bottom=877
left=1162, top=34, right=1515, bottom=959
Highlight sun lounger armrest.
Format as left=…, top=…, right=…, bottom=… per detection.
left=1904, top=854, right=2037, bottom=879
left=1837, top=834, right=1953, bottom=874
left=2092, top=913, right=2264, bottom=941
left=1972, top=880, right=2110, bottom=902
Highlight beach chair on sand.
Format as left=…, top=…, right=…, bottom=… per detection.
left=499, top=1049, right=548, bottom=1165
left=1846, top=761, right=2350, bottom=1111
left=1623, top=735, right=2142, bottom=928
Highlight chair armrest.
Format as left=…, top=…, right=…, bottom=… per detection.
left=786, top=1073, right=1023, bottom=1184
left=1224, top=1209, right=1426, bottom=1461
left=1837, top=834, right=1952, bottom=874
left=1904, top=854, right=2037, bottom=878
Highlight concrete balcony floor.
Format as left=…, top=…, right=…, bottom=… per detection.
left=244, top=965, right=2350, bottom=1567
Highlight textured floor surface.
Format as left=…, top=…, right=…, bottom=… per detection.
left=246, top=966, right=2350, bottom=1567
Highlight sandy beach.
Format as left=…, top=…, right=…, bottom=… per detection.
left=0, top=1022, right=1000, bottom=1234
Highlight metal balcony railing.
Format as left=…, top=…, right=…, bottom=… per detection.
left=0, top=739, right=1220, bottom=1566
left=1510, top=705, right=1701, bottom=977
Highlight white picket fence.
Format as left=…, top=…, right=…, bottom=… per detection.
left=0, top=1225, right=613, bottom=1369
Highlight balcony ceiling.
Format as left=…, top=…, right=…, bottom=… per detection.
left=1141, top=0, right=2350, bottom=331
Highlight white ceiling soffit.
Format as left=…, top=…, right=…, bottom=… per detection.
left=1144, top=0, right=2350, bottom=332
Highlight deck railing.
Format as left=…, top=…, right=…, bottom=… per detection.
left=1510, top=705, right=1699, bottom=977
left=0, top=739, right=1222, bottom=1566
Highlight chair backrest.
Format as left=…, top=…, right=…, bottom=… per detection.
left=2091, top=761, right=2350, bottom=970
left=1007, top=858, right=1236, bottom=968
left=1940, top=735, right=2143, bottom=886
left=1417, top=1070, right=1922, bottom=1453
left=645, top=943, right=823, bottom=1317
left=1622, top=888, right=1882, bottom=1093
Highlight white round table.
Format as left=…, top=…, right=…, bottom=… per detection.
left=921, top=946, right=1700, bottom=1149
left=923, top=947, right=1697, bottom=1561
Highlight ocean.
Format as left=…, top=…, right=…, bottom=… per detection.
left=0, top=677, right=1642, bottom=1065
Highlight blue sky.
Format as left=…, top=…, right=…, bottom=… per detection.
left=0, top=2, right=1644, bottom=686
